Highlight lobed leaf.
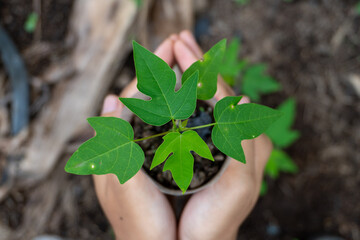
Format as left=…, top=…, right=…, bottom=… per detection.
left=151, top=130, right=214, bottom=193
left=182, top=39, right=226, bottom=100
left=120, top=41, right=198, bottom=126
left=242, top=64, right=281, bottom=101
left=212, top=96, right=282, bottom=162
left=265, top=98, right=300, bottom=148
left=65, top=117, right=144, bottom=184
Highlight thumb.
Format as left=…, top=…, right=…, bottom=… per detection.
left=101, top=94, right=122, bottom=117
left=174, top=39, right=199, bottom=72
left=239, top=96, right=250, bottom=104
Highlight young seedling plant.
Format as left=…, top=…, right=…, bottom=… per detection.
left=65, top=39, right=282, bottom=193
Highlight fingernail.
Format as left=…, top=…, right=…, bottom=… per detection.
left=180, top=30, right=192, bottom=39
left=169, top=34, right=178, bottom=41
left=239, top=96, right=250, bottom=104
left=102, top=96, right=119, bottom=114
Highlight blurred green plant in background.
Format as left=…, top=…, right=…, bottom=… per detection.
left=220, top=38, right=281, bottom=100
left=233, top=0, right=250, bottom=6
left=24, top=12, right=38, bottom=33
left=134, top=0, right=142, bottom=7
left=266, top=99, right=300, bottom=148
left=242, top=64, right=281, bottom=101
left=265, top=149, right=298, bottom=179
left=219, top=38, right=247, bottom=86
left=356, top=1, right=360, bottom=15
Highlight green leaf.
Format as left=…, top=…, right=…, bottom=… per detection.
left=266, top=98, right=300, bottom=148
left=182, top=39, right=226, bottom=100
left=220, top=38, right=247, bottom=86
left=120, top=41, right=198, bottom=126
left=24, top=12, right=38, bottom=33
left=180, top=119, right=188, bottom=129
left=151, top=130, right=214, bottom=193
left=65, top=117, right=144, bottom=184
left=212, top=96, right=282, bottom=162
left=265, top=149, right=298, bottom=179
left=242, top=64, right=281, bottom=101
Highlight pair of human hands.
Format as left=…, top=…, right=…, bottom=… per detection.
left=93, top=30, right=273, bottom=240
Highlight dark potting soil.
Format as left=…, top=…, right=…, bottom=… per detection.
left=132, top=101, right=226, bottom=190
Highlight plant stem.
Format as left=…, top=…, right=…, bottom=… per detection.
left=133, top=131, right=171, bottom=142
left=133, top=122, right=217, bottom=143
left=184, top=122, right=216, bottom=131
left=172, top=118, right=176, bottom=131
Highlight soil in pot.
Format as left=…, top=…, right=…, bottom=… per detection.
left=132, top=100, right=226, bottom=190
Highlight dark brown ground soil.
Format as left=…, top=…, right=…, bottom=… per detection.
left=200, top=0, right=360, bottom=239
left=132, top=101, right=226, bottom=190
left=0, top=0, right=359, bottom=240
left=1, top=0, right=73, bottom=49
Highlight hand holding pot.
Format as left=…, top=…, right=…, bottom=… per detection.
left=93, top=31, right=273, bottom=240
left=174, top=31, right=273, bottom=240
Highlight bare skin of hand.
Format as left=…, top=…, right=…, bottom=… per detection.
left=93, top=31, right=272, bottom=240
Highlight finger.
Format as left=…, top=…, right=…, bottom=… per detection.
left=174, top=39, right=199, bottom=72
left=254, top=134, right=273, bottom=184
left=214, top=78, right=236, bottom=100
left=119, top=78, right=138, bottom=99
left=235, top=95, right=272, bottom=188
left=154, top=37, right=176, bottom=67
left=101, top=94, right=120, bottom=115
left=169, top=33, right=179, bottom=42
left=101, top=94, right=122, bottom=117
left=120, top=37, right=176, bottom=99
left=239, top=96, right=250, bottom=104
left=179, top=30, right=203, bottom=58
left=227, top=139, right=256, bottom=178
